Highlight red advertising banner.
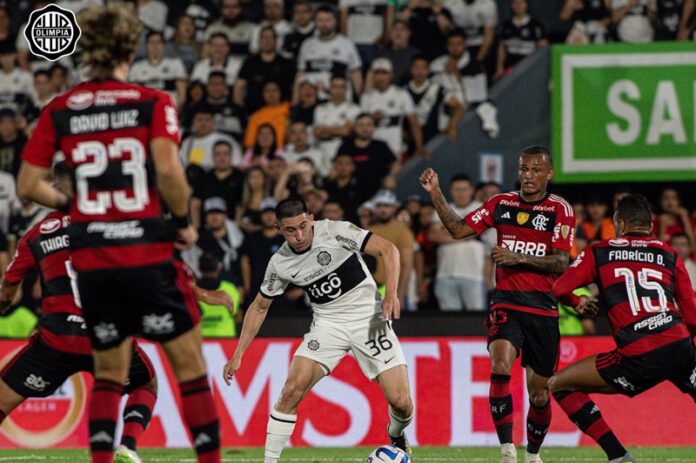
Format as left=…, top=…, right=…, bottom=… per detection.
left=0, top=337, right=694, bottom=449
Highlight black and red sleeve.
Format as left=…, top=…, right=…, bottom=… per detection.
left=552, top=246, right=597, bottom=307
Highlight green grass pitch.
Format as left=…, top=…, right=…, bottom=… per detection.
left=0, top=447, right=695, bottom=462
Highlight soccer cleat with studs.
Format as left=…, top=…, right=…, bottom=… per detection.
left=525, top=451, right=543, bottom=463
left=499, top=443, right=517, bottom=463
left=114, top=444, right=143, bottom=463
left=387, top=424, right=412, bottom=456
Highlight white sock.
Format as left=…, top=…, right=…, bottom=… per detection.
left=264, top=409, right=297, bottom=463
left=387, top=405, right=413, bottom=437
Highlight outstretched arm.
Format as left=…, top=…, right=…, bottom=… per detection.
left=419, top=168, right=477, bottom=240
left=223, top=293, right=273, bottom=384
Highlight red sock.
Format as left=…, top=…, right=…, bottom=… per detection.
left=121, top=387, right=157, bottom=451
left=179, top=376, right=220, bottom=463
left=526, top=400, right=551, bottom=454
left=489, top=373, right=513, bottom=444
left=89, top=379, right=124, bottom=463
left=553, top=391, right=626, bottom=460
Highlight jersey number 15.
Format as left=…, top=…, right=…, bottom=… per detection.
left=614, top=267, right=668, bottom=316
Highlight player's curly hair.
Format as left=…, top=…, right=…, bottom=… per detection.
left=78, top=5, right=141, bottom=80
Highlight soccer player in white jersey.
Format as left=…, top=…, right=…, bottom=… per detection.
left=223, top=198, right=414, bottom=462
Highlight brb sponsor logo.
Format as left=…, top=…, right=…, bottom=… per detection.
left=24, top=4, right=81, bottom=61
left=0, top=348, right=85, bottom=448
left=501, top=239, right=547, bottom=256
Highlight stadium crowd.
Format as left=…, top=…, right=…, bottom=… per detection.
left=0, top=0, right=695, bottom=335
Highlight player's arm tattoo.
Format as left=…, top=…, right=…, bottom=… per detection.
left=517, top=249, right=570, bottom=274
left=430, top=188, right=476, bottom=240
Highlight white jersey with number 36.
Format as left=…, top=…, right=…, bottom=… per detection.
left=260, top=219, right=380, bottom=322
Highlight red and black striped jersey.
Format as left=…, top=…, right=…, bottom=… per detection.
left=4, top=211, right=91, bottom=355
left=21, top=80, right=181, bottom=272
left=465, top=191, right=575, bottom=316
left=552, top=234, right=696, bottom=356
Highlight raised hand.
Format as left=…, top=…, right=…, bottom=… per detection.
left=419, top=168, right=440, bottom=194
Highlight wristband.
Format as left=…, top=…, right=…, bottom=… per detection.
left=171, top=214, right=191, bottom=229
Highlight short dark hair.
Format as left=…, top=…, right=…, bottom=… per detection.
left=145, top=30, right=164, bottom=42
left=207, top=70, right=227, bottom=81
left=33, top=69, right=51, bottom=79
left=356, top=112, right=373, bottom=122
left=615, top=194, right=652, bottom=229
left=209, top=32, right=229, bottom=43
left=275, top=198, right=308, bottom=221
left=259, top=24, right=277, bottom=38
left=315, top=4, right=337, bottom=17
left=671, top=232, right=689, bottom=243
left=213, top=140, right=232, bottom=151
left=450, top=173, right=471, bottom=185
left=199, top=253, right=221, bottom=274
left=410, top=54, right=429, bottom=66
left=521, top=145, right=553, bottom=167
left=447, top=28, right=467, bottom=41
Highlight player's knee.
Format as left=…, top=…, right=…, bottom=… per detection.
left=388, top=391, right=413, bottom=416
left=529, top=388, right=550, bottom=407
left=490, top=359, right=513, bottom=375
left=277, top=379, right=306, bottom=410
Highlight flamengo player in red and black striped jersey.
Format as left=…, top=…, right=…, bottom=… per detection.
left=0, top=164, right=158, bottom=458
left=421, top=146, right=574, bottom=463
left=549, top=195, right=696, bottom=463
left=15, top=6, right=219, bottom=463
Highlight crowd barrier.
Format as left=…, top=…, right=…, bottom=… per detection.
left=0, top=337, right=694, bottom=448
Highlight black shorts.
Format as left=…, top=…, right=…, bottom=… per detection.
left=596, top=338, right=696, bottom=397
left=78, top=259, right=201, bottom=350
left=487, top=308, right=560, bottom=378
left=0, top=336, right=154, bottom=398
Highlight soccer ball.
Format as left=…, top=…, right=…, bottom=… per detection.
left=366, top=446, right=410, bottom=463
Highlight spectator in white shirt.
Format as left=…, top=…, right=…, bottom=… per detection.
left=296, top=5, right=363, bottom=99
left=442, top=0, right=498, bottom=66
left=360, top=58, right=424, bottom=157
left=180, top=103, right=242, bottom=183
left=284, top=120, right=330, bottom=177
left=429, top=173, right=486, bottom=311
left=137, top=0, right=168, bottom=33
left=128, top=31, right=188, bottom=106
left=314, top=75, right=361, bottom=163
left=205, top=0, right=255, bottom=58
left=191, top=33, right=242, bottom=85
left=249, top=0, right=293, bottom=54
left=612, top=0, right=657, bottom=43
left=340, top=0, right=389, bottom=68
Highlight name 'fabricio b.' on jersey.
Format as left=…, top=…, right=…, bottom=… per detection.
left=260, top=220, right=380, bottom=321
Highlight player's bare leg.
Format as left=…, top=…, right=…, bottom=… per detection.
left=162, top=326, right=220, bottom=463
left=488, top=339, right=518, bottom=463
left=266, top=356, right=326, bottom=463
left=524, top=367, right=552, bottom=463
left=90, top=338, right=132, bottom=463
left=378, top=365, right=414, bottom=454
left=0, top=379, right=26, bottom=424
left=548, top=355, right=635, bottom=463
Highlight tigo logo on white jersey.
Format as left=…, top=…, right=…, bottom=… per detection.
left=501, top=240, right=547, bottom=256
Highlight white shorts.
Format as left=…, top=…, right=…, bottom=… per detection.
left=294, top=313, right=407, bottom=381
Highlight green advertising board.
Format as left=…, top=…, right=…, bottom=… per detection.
left=552, top=42, right=696, bottom=183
